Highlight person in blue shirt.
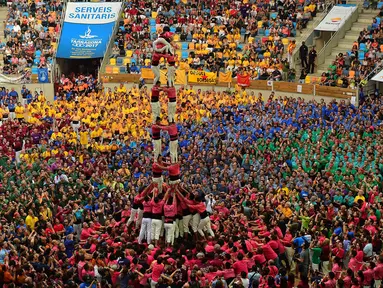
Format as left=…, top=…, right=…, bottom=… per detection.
left=26, top=91, right=33, bottom=104
left=130, top=63, right=140, bottom=74
left=79, top=275, right=97, bottom=288
left=8, top=88, right=18, bottom=100
left=7, top=101, right=15, bottom=119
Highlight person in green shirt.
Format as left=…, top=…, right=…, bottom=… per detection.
left=333, top=190, right=344, bottom=207
left=299, top=210, right=311, bottom=230
left=310, top=241, right=322, bottom=272
left=344, top=191, right=355, bottom=207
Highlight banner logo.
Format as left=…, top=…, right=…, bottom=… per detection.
left=56, top=2, right=122, bottom=59
left=71, top=27, right=102, bottom=48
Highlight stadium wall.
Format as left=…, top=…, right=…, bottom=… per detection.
left=101, top=74, right=358, bottom=104
left=0, top=83, right=54, bottom=103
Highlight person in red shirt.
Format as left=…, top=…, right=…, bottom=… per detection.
left=167, top=55, right=176, bottom=88
left=331, top=241, right=345, bottom=262
left=150, top=82, right=163, bottom=123
left=253, top=248, right=267, bottom=266
left=53, top=218, right=64, bottom=235
left=164, top=86, right=177, bottom=123
left=152, top=156, right=170, bottom=194
left=152, top=27, right=173, bottom=85
left=174, top=191, right=184, bottom=240
left=178, top=189, right=214, bottom=239
left=167, top=162, right=180, bottom=186
left=151, top=120, right=162, bottom=161
left=161, top=123, right=178, bottom=163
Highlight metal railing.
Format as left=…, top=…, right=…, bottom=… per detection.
left=51, top=0, right=69, bottom=83
left=98, top=3, right=124, bottom=81
left=291, top=1, right=334, bottom=69
left=316, top=2, right=361, bottom=67
left=366, top=61, right=383, bottom=81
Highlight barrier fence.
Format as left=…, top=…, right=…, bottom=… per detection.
left=99, top=72, right=358, bottom=102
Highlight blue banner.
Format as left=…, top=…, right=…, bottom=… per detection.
left=38, top=68, right=49, bottom=83
left=56, top=2, right=122, bottom=59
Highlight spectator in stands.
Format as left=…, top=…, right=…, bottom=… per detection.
left=107, top=0, right=321, bottom=82
left=2, top=1, right=62, bottom=78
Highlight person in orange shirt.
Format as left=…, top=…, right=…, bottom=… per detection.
left=287, top=40, right=296, bottom=67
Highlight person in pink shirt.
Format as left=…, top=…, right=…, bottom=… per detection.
left=232, top=253, right=249, bottom=276
left=180, top=191, right=215, bottom=239
left=149, top=257, right=164, bottom=288
left=320, top=271, right=337, bottom=288
left=151, top=188, right=166, bottom=246
left=177, top=185, right=193, bottom=239
left=80, top=222, right=100, bottom=242
left=341, top=269, right=354, bottom=288
left=77, top=254, right=87, bottom=282
left=348, top=250, right=361, bottom=273
left=331, top=258, right=342, bottom=280
left=127, top=183, right=153, bottom=229
left=163, top=191, right=177, bottom=246
left=362, top=262, right=375, bottom=288
left=374, top=256, right=383, bottom=287
left=261, top=241, right=278, bottom=262
left=253, top=247, right=267, bottom=266
left=138, top=189, right=156, bottom=245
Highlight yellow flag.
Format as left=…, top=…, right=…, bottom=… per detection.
left=175, top=70, right=187, bottom=85
left=188, top=70, right=217, bottom=84
left=160, top=69, right=168, bottom=85
left=141, top=68, right=154, bottom=79
left=218, top=71, right=232, bottom=83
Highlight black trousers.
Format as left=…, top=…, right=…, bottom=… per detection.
left=301, top=56, right=308, bottom=68
left=308, top=61, right=315, bottom=73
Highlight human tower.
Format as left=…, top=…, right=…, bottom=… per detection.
left=127, top=26, right=215, bottom=247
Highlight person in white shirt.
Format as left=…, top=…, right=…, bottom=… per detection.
left=54, top=171, right=69, bottom=184
left=206, top=194, right=216, bottom=214
left=12, top=24, right=21, bottom=33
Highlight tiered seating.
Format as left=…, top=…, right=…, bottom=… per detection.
left=2, top=2, right=62, bottom=78
left=316, top=12, right=383, bottom=88
left=106, top=0, right=320, bottom=80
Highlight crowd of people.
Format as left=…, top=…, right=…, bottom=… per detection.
left=315, top=10, right=383, bottom=88
left=109, top=0, right=323, bottom=80
left=2, top=0, right=62, bottom=75
left=0, top=79, right=383, bottom=288
left=3, top=1, right=383, bottom=288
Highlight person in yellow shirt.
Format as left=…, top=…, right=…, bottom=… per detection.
left=38, top=91, right=46, bottom=102
left=79, top=128, right=89, bottom=147
left=117, top=83, right=127, bottom=94
left=90, top=125, right=103, bottom=141
left=354, top=190, right=366, bottom=203
left=51, top=129, right=63, bottom=141
left=281, top=202, right=293, bottom=218
left=39, top=203, right=52, bottom=221
left=15, top=102, right=25, bottom=121
left=25, top=210, right=39, bottom=231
